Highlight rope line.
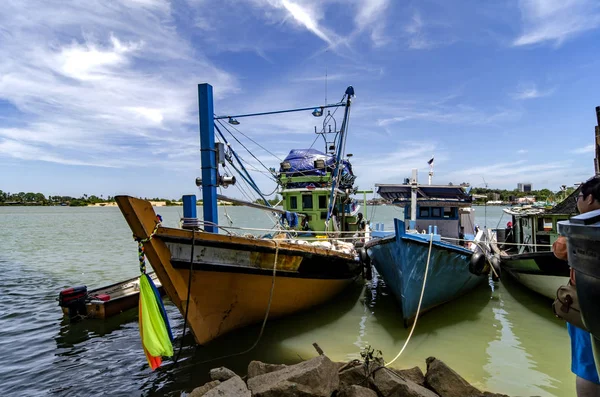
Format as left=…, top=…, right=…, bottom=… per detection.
left=197, top=240, right=280, bottom=364
left=134, top=217, right=162, bottom=274
left=385, top=233, right=434, bottom=367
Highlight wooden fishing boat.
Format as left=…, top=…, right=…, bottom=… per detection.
left=365, top=170, right=489, bottom=326
left=115, top=84, right=363, bottom=345
left=489, top=191, right=577, bottom=299
left=58, top=273, right=163, bottom=320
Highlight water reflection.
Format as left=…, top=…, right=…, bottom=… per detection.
left=483, top=275, right=572, bottom=396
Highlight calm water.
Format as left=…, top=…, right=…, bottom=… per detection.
left=0, top=205, right=574, bottom=396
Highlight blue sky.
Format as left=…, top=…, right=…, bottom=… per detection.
left=1, top=0, right=600, bottom=200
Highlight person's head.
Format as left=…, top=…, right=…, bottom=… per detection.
left=577, top=177, right=600, bottom=214
left=357, top=212, right=363, bottom=220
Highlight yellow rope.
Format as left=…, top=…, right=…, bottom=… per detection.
left=385, top=233, right=434, bottom=367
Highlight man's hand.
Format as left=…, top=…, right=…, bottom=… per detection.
left=552, top=236, right=568, bottom=261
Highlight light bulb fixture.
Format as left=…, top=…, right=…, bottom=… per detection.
left=228, top=117, right=240, bottom=125
left=312, top=107, right=323, bottom=117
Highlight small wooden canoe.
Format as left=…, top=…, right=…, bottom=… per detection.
left=59, top=273, right=163, bottom=320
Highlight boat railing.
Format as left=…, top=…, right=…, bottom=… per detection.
left=176, top=218, right=369, bottom=244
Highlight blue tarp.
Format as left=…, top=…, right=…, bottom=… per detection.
left=280, top=149, right=355, bottom=189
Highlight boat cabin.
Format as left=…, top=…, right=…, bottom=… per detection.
left=499, top=188, right=579, bottom=254
left=278, top=149, right=361, bottom=233
left=376, top=184, right=474, bottom=240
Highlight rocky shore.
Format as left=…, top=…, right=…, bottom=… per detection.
left=184, top=353, right=514, bottom=397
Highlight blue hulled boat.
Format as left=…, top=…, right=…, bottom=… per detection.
left=365, top=170, right=489, bottom=326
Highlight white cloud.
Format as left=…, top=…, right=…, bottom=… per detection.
left=377, top=105, right=521, bottom=126
left=281, top=0, right=333, bottom=45
left=447, top=159, right=581, bottom=189
left=571, top=144, right=595, bottom=154
left=513, top=84, right=555, bottom=99
left=0, top=0, right=238, bottom=168
left=514, top=0, right=600, bottom=46
left=517, top=149, right=528, bottom=154
left=405, top=11, right=435, bottom=50
left=354, top=0, right=391, bottom=47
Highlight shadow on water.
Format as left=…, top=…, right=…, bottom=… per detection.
left=52, top=279, right=366, bottom=396
left=497, top=272, right=565, bottom=326
left=366, top=270, right=494, bottom=342
left=55, top=308, right=140, bottom=349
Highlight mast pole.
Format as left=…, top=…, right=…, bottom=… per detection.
left=410, top=169, right=418, bottom=230
left=326, top=86, right=354, bottom=226
left=198, top=83, right=218, bottom=233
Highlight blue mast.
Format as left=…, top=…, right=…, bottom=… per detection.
left=198, top=83, right=218, bottom=233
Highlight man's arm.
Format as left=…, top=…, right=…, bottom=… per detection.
left=552, top=235, right=568, bottom=261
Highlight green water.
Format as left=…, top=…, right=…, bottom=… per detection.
left=0, top=205, right=573, bottom=396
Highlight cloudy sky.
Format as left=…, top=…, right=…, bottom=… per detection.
left=1, top=0, right=600, bottom=199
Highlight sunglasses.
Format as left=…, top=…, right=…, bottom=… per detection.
left=576, top=193, right=585, bottom=203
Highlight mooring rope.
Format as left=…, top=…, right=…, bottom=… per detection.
left=384, top=233, right=434, bottom=367
left=197, top=239, right=280, bottom=364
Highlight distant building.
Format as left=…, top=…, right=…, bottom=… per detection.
left=517, top=183, right=532, bottom=192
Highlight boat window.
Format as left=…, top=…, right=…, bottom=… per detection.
left=289, top=196, right=297, bottom=210
left=318, top=195, right=327, bottom=209
left=419, top=207, right=430, bottom=217
left=302, top=195, right=313, bottom=210
left=320, top=211, right=327, bottom=219
left=443, top=207, right=457, bottom=218
left=431, top=207, right=442, bottom=218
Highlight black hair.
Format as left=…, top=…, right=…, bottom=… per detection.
left=580, top=176, right=600, bottom=203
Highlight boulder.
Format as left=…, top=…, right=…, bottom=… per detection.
left=247, top=354, right=339, bottom=397
left=209, top=366, right=237, bottom=382
left=338, top=358, right=382, bottom=390
left=479, top=393, right=510, bottom=397
left=372, top=367, right=439, bottom=397
left=391, top=366, right=426, bottom=387
left=188, top=380, right=220, bottom=397
left=425, top=357, right=481, bottom=397
left=203, top=376, right=250, bottom=397
left=247, top=360, right=288, bottom=378
left=338, top=385, right=378, bottom=397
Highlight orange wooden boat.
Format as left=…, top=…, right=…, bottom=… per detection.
left=116, top=196, right=361, bottom=344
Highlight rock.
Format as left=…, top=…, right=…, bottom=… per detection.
left=372, top=367, right=439, bottom=397
left=209, top=367, right=237, bottom=381
left=338, top=385, right=378, bottom=397
left=425, top=357, right=481, bottom=397
left=203, top=376, right=250, bottom=397
left=479, top=393, right=510, bottom=397
left=338, top=358, right=382, bottom=390
left=247, top=354, right=339, bottom=397
left=188, top=380, right=220, bottom=397
left=391, top=366, right=426, bottom=387
left=247, top=360, right=288, bottom=378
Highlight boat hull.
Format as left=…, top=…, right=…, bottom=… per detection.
left=366, top=218, right=486, bottom=325
left=60, top=273, right=163, bottom=320
left=115, top=196, right=360, bottom=344
left=500, top=252, right=569, bottom=299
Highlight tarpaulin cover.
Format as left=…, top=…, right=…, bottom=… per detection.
left=280, top=149, right=355, bottom=189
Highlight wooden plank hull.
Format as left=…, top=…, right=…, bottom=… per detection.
left=366, top=218, right=486, bottom=326
left=115, top=195, right=361, bottom=344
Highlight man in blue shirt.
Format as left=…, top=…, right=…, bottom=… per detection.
left=554, top=177, right=600, bottom=396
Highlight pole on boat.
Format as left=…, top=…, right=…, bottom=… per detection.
left=198, top=83, right=218, bottom=233
left=326, top=86, right=354, bottom=227
left=356, top=190, right=373, bottom=219
left=410, top=169, right=418, bottom=230
left=595, top=106, right=600, bottom=177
